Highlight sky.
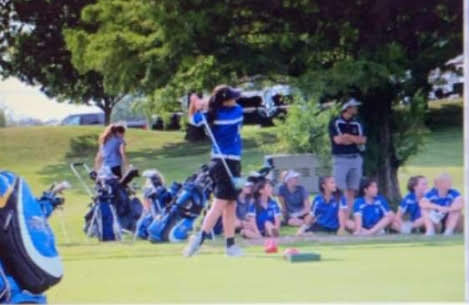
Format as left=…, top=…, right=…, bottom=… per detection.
left=0, top=77, right=101, bottom=121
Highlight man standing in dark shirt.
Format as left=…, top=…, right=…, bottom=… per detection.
left=329, top=98, right=367, bottom=218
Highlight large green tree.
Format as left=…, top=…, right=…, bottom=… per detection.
left=64, top=0, right=462, bottom=202
left=0, top=0, right=123, bottom=125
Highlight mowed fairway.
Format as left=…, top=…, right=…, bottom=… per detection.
left=0, top=111, right=464, bottom=302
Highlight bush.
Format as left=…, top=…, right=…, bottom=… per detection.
left=66, top=134, right=99, bottom=158
left=266, top=95, right=336, bottom=165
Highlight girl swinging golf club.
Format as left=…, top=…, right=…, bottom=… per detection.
left=184, top=85, right=244, bottom=257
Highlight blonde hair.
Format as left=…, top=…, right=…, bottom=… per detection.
left=434, top=173, right=452, bottom=184
left=99, top=122, right=126, bottom=144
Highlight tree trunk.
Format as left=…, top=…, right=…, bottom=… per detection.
left=372, top=99, right=402, bottom=204
left=103, top=106, right=112, bottom=126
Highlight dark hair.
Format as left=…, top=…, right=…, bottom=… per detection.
left=319, top=176, right=342, bottom=202
left=407, top=175, right=425, bottom=193
left=206, top=85, right=232, bottom=125
left=358, top=177, right=377, bottom=197
left=99, top=123, right=126, bottom=144
left=252, top=178, right=273, bottom=214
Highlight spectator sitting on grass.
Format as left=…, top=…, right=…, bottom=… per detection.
left=419, top=173, right=464, bottom=236
left=353, top=178, right=395, bottom=236
left=235, top=181, right=254, bottom=234
left=297, top=176, right=355, bottom=236
left=391, top=176, right=428, bottom=234
left=277, top=170, right=310, bottom=227
left=242, top=178, right=281, bottom=239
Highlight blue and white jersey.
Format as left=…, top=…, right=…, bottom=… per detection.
left=399, top=192, right=421, bottom=222
left=248, top=198, right=281, bottom=233
left=311, top=194, right=347, bottom=230
left=353, top=195, right=391, bottom=229
left=424, top=188, right=461, bottom=207
left=191, top=105, right=243, bottom=160
left=236, top=196, right=252, bottom=220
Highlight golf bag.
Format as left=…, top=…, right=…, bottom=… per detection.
left=109, top=168, right=143, bottom=233
left=147, top=165, right=214, bottom=243
left=72, top=163, right=143, bottom=241
left=0, top=171, right=69, bottom=302
left=135, top=171, right=182, bottom=240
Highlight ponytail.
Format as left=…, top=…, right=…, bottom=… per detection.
left=99, top=123, right=126, bottom=145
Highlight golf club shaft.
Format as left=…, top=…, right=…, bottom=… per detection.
left=201, top=116, right=236, bottom=182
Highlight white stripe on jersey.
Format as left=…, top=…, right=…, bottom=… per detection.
left=211, top=153, right=241, bottom=161
left=213, top=117, right=243, bottom=125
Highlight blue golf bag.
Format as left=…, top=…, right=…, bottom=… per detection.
left=135, top=175, right=182, bottom=240
left=72, top=163, right=143, bottom=241
left=148, top=165, right=213, bottom=243
left=0, top=171, right=68, bottom=303
left=83, top=178, right=122, bottom=241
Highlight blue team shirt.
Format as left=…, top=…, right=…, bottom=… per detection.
left=278, top=184, right=307, bottom=216
left=424, top=188, right=461, bottom=207
left=236, top=196, right=252, bottom=220
left=399, top=192, right=422, bottom=222
left=248, top=198, right=281, bottom=233
left=353, top=195, right=391, bottom=229
left=191, top=105, right=243, bottom=160
left=311, top=194, right=347, bottom=230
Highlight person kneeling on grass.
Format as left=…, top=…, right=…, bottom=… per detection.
left=353, top=178, right=394, bottom=236
left=391, top=175, right=428, bottom=234
left=297, top=176, right=355, bottom=235
left=277, top=170, right=310, bottom=227
left=419, top=173, right=463, bottom=236
left=242, top=178, right=281, bottom=239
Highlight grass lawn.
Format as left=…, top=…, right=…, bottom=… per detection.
left=0, top=106, right=464, bottom=302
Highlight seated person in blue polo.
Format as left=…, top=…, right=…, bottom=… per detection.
left=391, top=176, right=428, bottom=234
left=297, top=176, right=355, bottom=235
left=243, top=179, right=281, bottom=239
left=235, top=181, right=255, bottom=235
left=277, top=170, right=310, bottom=227
left=419, top=173, right=464, bottom=236
left=353, top=178, right=395, bottom=236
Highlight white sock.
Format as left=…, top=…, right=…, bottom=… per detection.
left=444, top=228, right=454, bottom=236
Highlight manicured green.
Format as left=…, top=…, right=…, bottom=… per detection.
left=0, top=123, right=464, bottom=303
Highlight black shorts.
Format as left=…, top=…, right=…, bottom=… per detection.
left=111, top=166, right=122, bottom=179
left=307, top=223, right=337, bottom=234
left=209, top=158, right=241, bottom=201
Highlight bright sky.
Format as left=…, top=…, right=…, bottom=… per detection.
left=0, top=77, right=101, bottom=121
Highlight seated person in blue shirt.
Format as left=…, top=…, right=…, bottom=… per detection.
left=235, top=181, right=255, bottom=234
left=277, top=170, right=310, bottom=227
left=391, top=176, right=427, bottom=234
left=419, top=173, right=464, bottom=236
left=353, top=178, right=395, bottom=236
left=243, top=178, right=282, bottom=239
left=297, top=176, right=355, bottom=235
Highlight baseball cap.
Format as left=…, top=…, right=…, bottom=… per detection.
left=341, top=98, right=362, bottom=111
left=220, top=86, right=241, bottom=101
left=283, top=170, right=300, bottom=183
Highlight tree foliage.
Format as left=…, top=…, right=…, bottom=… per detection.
left=0, top=0, right=124, bottom=124
left=64, top=0, right=462, bottom=201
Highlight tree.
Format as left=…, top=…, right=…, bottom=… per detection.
left=0, top=0, right=124, bottom=125
left=0, top=109, right=6, bottom=128
left=64, top=0, right=462, bottom=202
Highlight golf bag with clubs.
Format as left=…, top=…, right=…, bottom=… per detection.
left=71, top=163, right=143, bottom=241
left=0, top=171, right=70, bottom=304
left=135, top=170, right=182, bottom=240
left=147, top=165, right=214, bottom=243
